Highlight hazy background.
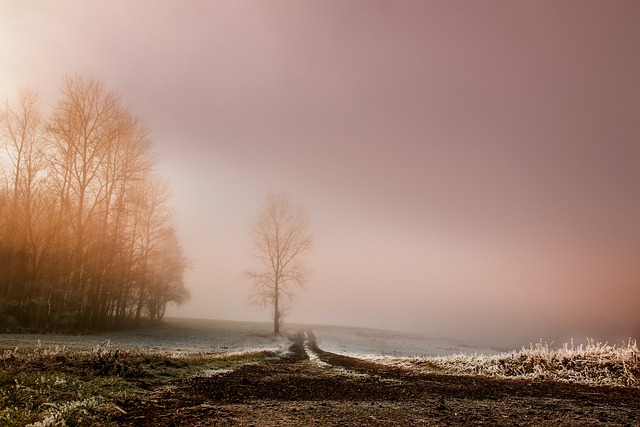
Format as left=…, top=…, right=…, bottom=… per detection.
left=2, top=0, right=639, bottom=348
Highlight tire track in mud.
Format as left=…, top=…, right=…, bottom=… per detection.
left=117, top=329, right=640, bottom=426
left=304, top=329, right=415, bottom=380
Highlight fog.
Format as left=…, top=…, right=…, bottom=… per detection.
left=2, top=0, right=640, bottom=348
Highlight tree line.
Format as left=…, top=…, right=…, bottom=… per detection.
left=0, top=76, right=189, bottom=332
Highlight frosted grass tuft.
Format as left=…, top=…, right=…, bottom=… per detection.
left=391, top=338, right=639, bottom=387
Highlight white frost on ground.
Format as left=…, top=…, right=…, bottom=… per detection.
left=0, top=318, right=291, bottom=356
left=2, top=319, right=635, bottom=388
left=303, top=342, right=330, bottom=368
left=311, top=325, right=502, bottom=358
left=0, top=317, right=501, bottom=358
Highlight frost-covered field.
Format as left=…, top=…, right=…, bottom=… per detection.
left=312, top=324, right=501, bottom=357
left=0, top=318, right=498, bottom=357
left=1, top=318, right=638, bottom=389
left=305, top=324, right=640, bottom=388
left=0, top=321, right=278, bottom=427
left=3, top=319, right=637, bottom=426
left=2, top=318, right=637, bottom=388
left=0, top=318, right=290, bottom=355
left=383, top=338, right=640, bottom=388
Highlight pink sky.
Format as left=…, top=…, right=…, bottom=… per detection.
left=2, top=0, right=639, bottom=347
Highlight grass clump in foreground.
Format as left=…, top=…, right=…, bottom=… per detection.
left=0, top=341, right=273, bottom=426
left=421, top=338, right=639, bottom=387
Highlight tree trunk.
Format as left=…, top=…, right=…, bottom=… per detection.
left=274, top=282, right=279, bottom=334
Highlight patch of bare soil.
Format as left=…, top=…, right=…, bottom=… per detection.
left=116, top=331, right=640, bottom=426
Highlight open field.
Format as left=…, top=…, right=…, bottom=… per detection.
left=0, top=318, right=498, bottom=357
left=311, top=324, right=503, bottom=357
left=1, top=318, right=638, bottom=426
left=0, top=318, right=290, bottom=356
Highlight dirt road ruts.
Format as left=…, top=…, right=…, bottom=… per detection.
left=117, top=330, right=640, bottom=426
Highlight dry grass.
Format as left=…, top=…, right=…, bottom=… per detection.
left=406, top=338, right=640, bottom=388
left=0, top=341, right=273, bottom=426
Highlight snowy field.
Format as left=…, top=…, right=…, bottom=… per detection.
left=0, top=317, right=501, bottom=357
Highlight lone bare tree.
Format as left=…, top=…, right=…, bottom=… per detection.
left=243, top=193, right=313, bottom=334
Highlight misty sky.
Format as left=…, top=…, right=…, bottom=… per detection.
left=2, top=0, right=639, bottom=347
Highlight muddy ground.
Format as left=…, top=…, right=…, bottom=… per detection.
left=116, top=331, right=640, bottom=426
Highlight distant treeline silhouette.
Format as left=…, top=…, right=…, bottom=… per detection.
left=0, top=76, right=189, bottom=332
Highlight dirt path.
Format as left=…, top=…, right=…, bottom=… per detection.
left=117, top=330, right=640, bottom=426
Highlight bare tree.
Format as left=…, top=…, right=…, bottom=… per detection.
left=130, top=176, right=176, bottom=322
left=145, top=227, right=190, bottom=321
left=243, top=192, right=313, bottom=334
left=46, top=76, right=127, bottom=318
left=0, top=88, right=49, bottom=318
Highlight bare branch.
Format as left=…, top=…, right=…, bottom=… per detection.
left=243, top=192, right=313, bottom=333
